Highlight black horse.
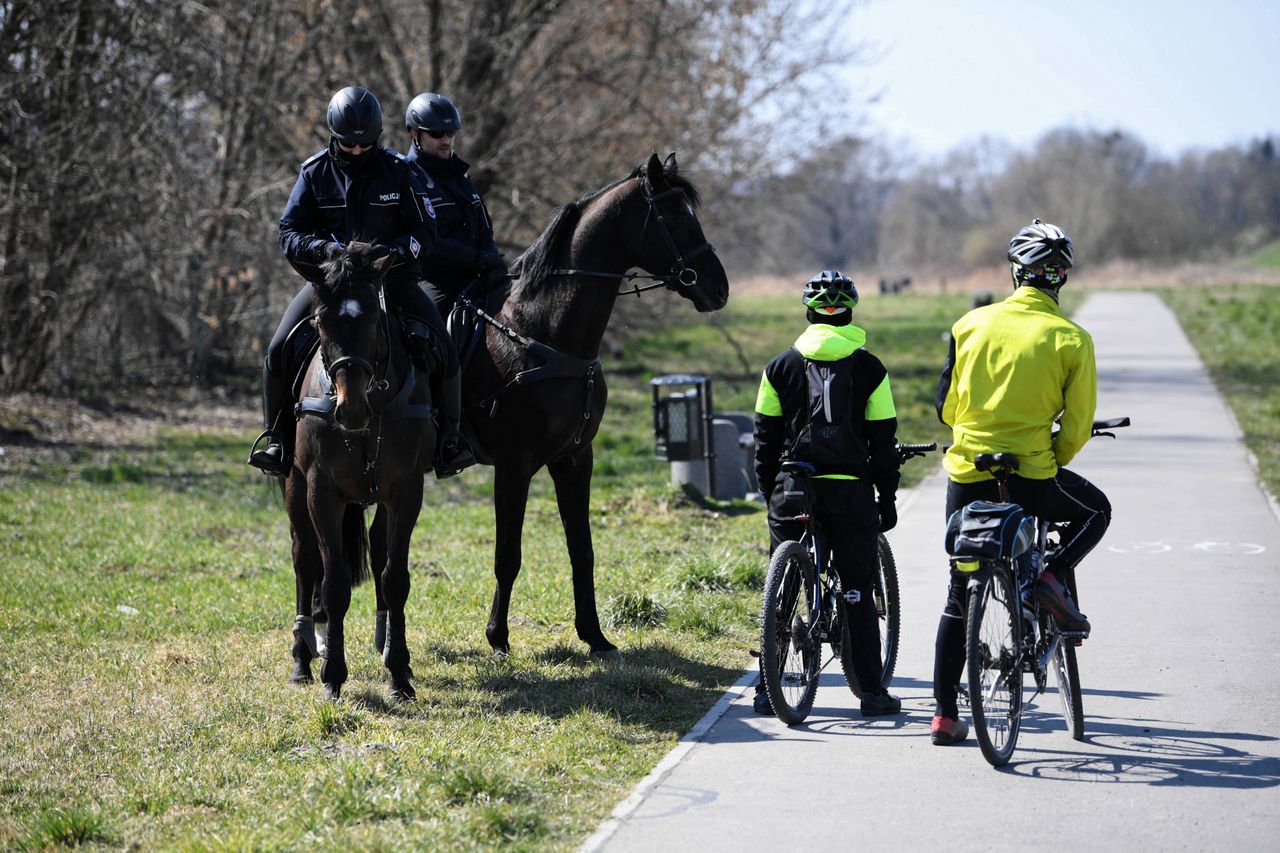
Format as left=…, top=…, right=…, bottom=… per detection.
left=284, top=246, right=435, bottom=700
left=456, top=152, right=729, bottom=659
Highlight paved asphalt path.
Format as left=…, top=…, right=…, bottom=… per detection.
left=588, top=292, right=1280, bottom=851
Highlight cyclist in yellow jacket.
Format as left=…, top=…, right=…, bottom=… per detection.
left=930, top=219, right=1111, bottom=747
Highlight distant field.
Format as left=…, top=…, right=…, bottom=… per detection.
left=0, top=292, right=968, bottom=850
left=1162, top=284, right=1280, bottom=501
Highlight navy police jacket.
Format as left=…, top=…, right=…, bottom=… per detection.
left=404, top=147, right=499, bottom=295
left=279, top=145, right=437, bottom=286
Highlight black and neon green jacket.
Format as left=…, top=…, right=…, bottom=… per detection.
left=936, top=286, right=1096, bottom=483
left=754, top=323, right=900, bottom=497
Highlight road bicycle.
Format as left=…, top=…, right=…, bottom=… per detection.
left=760, top=443, right=936, bottom=725
left=952, top=417, right=1129, bottom=766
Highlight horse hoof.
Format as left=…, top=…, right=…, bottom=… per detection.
left=591, top=647, right=623, bottom=662
left=289, top=673, right=314, bottom=686
left=390, top=684, right=417, bottom=702
left=492, top=648, right=511, bottom=661
left=323, top=684, right=342, bottom=701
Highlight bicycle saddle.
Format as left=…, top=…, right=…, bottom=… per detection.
left=974, top=452, right=1020, bottom=474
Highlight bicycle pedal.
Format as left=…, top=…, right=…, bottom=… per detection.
left=1059, top=629, right=1089, bottom=641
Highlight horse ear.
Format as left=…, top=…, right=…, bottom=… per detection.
left=663, top=152, right=678, bottom=175
left=372, top=252, right=397, bottom=275
left=645, top=153, right=664, bottom=188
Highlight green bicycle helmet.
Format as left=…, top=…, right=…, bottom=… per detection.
left=802, top=269, right=858, bottom=316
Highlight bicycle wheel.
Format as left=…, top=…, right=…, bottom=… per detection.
left=966, top=566, right=1024, bottom=767
left=761, top=541, right=820, bottom=725
left=1052, top=632, right=1085, bottom=741
left=839, top=534, right=900, bottom=693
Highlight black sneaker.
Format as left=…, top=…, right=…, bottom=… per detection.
left=752, top=688, right=774, bottom=715
left=860, top=690, right=902, bottom=716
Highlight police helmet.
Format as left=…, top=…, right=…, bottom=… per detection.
left=327, top=86, right=383, bottom=147
left=1008, top=218, right=1073, bottom=287
left=405, top=92, right=463, bottom=134
left=802, top=270, right=859, bottom=315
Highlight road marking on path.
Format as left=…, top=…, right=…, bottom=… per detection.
left=1106, top=539, right=1266, bottom=556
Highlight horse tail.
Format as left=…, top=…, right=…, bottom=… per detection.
left=343, top=504, right=372, bottom=588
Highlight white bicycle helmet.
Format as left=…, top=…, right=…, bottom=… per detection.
left=1008, top=218, right=1072, bottom=288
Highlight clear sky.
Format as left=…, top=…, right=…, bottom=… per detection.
left=842, top=0, right=1280, bottom=160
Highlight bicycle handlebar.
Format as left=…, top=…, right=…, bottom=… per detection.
left=897, top=442, right=937, bottom=463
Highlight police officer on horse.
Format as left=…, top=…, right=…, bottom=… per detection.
left=402, top=92, right=507, bottom=317
left=248, top=86, right=475, bottom=478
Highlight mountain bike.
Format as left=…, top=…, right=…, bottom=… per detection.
left=760, top=443, right=935, bottom=725
left=954, top=417, right=1129, bottom=766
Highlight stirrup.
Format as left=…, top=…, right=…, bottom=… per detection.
left=247, top=430, right=289, bottom=476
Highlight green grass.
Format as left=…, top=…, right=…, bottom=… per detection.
left=0, top=291, right=968, bottom=850
left=1162, top=284, right=1280, bottom=500
left=1246, top=238, right=1280, bottom=269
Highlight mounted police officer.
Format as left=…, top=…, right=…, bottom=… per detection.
left=247, top=86, right=475, bottom=479
left=402, top=92, right=507, bottom=317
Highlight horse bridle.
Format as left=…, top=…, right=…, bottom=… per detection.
left=550, top=173, right=715, bottom=295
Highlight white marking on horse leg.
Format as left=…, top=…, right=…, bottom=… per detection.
left=314, top=621, right=329, bottom=658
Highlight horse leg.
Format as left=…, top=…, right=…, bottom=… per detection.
left=486, top=465, right=532, bottom=657
left=310, top=492, right=351, bottom=700
left=381, top=488, right=422, bottom=700
left=286, top=475, right=320, bottom=684
left=370, top=505, right=389, bottom=655
left=548, top=446, right=620, bottom=660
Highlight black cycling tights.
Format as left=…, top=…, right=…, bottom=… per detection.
left=932, top=469, right=1110, bottom=719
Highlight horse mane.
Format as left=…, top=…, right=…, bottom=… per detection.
left=510, top=163, right=701, bottom=300
left=318, top=253, right=359, bottom=298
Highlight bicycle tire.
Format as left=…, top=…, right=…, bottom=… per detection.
left=966, top=566, right=1024, bottom=767
left=761, top=540, right=820, bottom=725
left=838, top=534, right=900, bottom=693
left=1053, top=633, right=1085, bottom=741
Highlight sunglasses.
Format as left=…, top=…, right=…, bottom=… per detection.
left=336, top=139, right=374, bottom=153
left=423, top=128, right=457, bottom=139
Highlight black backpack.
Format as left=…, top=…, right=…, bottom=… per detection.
left=789, top=355, right=869, bottom=474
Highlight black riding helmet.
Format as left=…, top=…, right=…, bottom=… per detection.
left=802, top=269, right=859, bottom=316
left=327, top=86, right=383, bottom=147
left=405, top=92, right=462, bottom=135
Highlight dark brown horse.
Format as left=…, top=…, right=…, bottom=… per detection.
left=458, top=153, right=729, bottom=659
left=284, top=246, right=435, bottom=700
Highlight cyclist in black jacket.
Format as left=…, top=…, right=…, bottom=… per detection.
left=402, top=92, right=507, bottom=317
left=248, top=86, right=473, bottom=479
left=752, top=270, right=903, bottom=717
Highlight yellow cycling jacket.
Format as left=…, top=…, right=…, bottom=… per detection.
left=936, top=286, right=1096, bottom=482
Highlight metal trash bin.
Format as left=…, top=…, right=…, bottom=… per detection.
left=651, top=375, right=757, bottom=501
left=652, top=374, right=715, bottom=496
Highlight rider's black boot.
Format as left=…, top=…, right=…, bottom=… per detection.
left=247, top=363, right=293, bottom=477
left=432, top=367, right=475, bottom=479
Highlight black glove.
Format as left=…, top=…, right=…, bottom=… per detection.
left=476, top=250, right=507, bottom=272
left=346, top=241, right=391, bottom=259
left=878, top=499, right=897, bottom=533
